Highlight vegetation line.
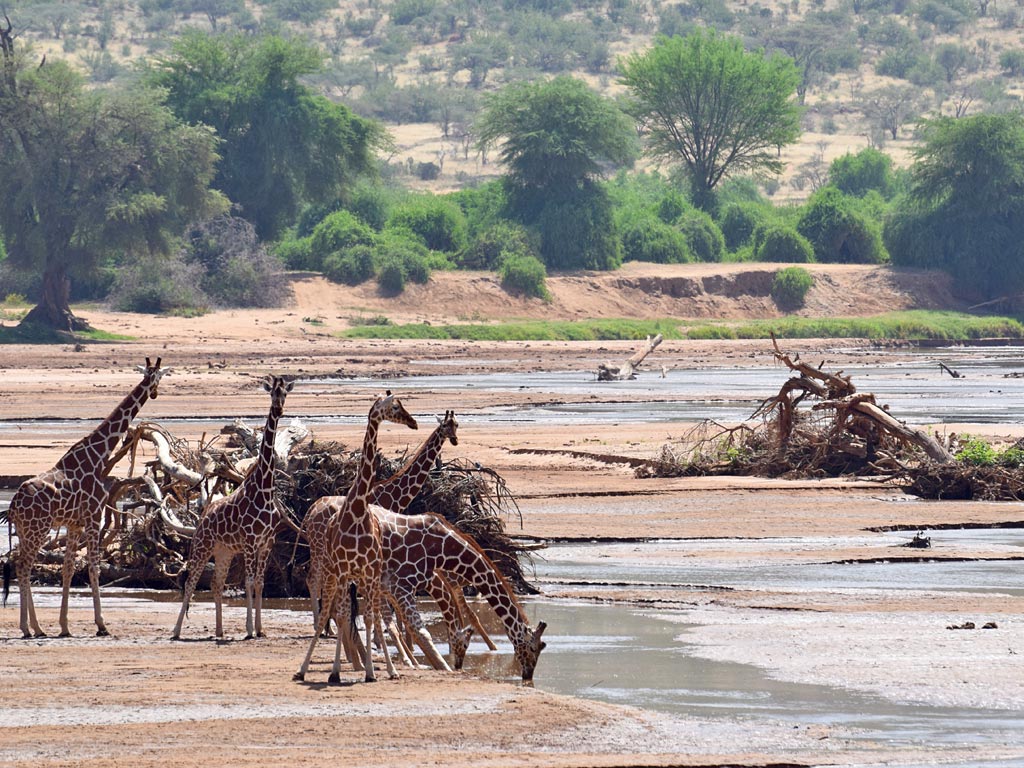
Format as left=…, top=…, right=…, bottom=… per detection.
left=340, top=311, right=1024, bottom=342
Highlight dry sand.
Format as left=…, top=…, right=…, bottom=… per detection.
left=2, top=268, right=1023, bottom=767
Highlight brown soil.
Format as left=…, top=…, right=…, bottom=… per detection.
left=1, top=264, right=1021, bottom=767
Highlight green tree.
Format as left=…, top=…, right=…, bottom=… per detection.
left=475, top=76, right=637, bottom=270
left=884, top=114, right=1024, bottom=300
left=0, top=50, right=222, bottom=330
left=828, top=147, right=896, bottom=198
left=148, top=31, right=386, bottom=240
left=476, top=75, right=637, bottom=195
left=620, top=31, right=802, bottom=211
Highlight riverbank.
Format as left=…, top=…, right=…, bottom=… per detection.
left=3, top=296, right=1024, bottom=765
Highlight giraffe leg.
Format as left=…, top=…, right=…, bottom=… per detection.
left=295, top=576, right=336, bottom=682
left=383, top=599, right=417, bottom=669
left=446, top=573, right=495, bottom=650
left=429, top=572, right=475, bottom=669
left=242, top=549, right=257, bottom=640
left=84, top=523, right=108, bottom=637
left=14, top=541, right=45, bottom=639
left=392, top=586, right=450, bottom=672
left=58, top=528, right=82, bottom=637
left=211, top=552, right=231, bottom=639
left=254, top=549, right=269, bottom=638
left=337, top=581, right=364, bottom=671
left=173, top=542, right=214, bottom=640
left=365, top=586, right=398, bottom=681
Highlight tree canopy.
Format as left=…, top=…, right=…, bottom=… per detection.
left=147, top=31, right=387, bottom=240
left=0, top=48, right=222, bottom=330
left=476, top=75, right=637, bottom=193
left=619, top=30, right=802, bottom=210
left=475, top=75, right=636, bottom=270
left=884, top=113, right=1024, bottom=300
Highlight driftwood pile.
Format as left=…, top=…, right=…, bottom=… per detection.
left=63, top=421, right=536, bottom=597
left=639, top=337, right=1024, bottom=500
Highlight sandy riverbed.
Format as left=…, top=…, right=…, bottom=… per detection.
left=2, top=291, right=1024, bottom=767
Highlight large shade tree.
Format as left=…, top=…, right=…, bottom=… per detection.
left=884, top=113, right=1024, bottom=301
left=0, top=22, right=223, bottom=331
left=619, top=30, right=802, bottom=211
left=475, top=75, right=638, bottom=270
left=147, top=31, right=386, bottom=240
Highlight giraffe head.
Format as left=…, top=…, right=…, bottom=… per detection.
left=435, top=410, right=459, bottom=447
left=262, top=374, right=295, bottom=409
left=372, top=390, right=418, bottom=431
left=135, top=357, right=170, bottom=400
left=516, top=621, right=547, bottom=683
left=450, top=624, right=474, bottom=670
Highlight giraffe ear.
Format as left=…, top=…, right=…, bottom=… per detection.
left=262, top=376, right=273, bottom=392
left=285, top=379, right=295, bottom=393
left=436, top=414, right=443, bottom=425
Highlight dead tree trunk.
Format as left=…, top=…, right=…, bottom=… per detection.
left=597, top=334, right=663, bottom=381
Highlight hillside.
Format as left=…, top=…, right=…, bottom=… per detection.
left=8, top=0, right=1024, bottom=202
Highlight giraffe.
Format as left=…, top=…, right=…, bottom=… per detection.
left=373, top=508, right=547, bottom=681
left=1, top=358, right=169, bottom=638
left=303, top=410, right=459, bottom=630
left=172, top=375, right=295, bottom=641
left=303, top=409, right=468, bottom=666
left=294, top=392, right=418, bottom=684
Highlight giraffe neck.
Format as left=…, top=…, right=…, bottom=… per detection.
left=441, top=532, right=532, bottom=648
left=371, top=425, right=446, bottom=512
left=347, top=409, right=383, bottom=519
left=250, top=396, right=284, bottom=490
left=55, top=377, right=151, bottom=476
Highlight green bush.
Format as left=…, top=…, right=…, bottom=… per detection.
left=460, top=221, right=537, bottom=269
left=323, top=245, right=376, bottom=285
left=771, top=266, right=814, bottom=310
left=347, top=184, right=392, bottom=231
left=109, top=255, right=208, bottom=315
left=656, top=191, right=687, bottom=224
left=620, top=215, right=691, bottom=263
left=829, top=148, right=896, bottom=198
left=370, top=230, right=433, bottom=294
left=957, top=437, right=997, bottom=466
left=718, top=202, right=770, bottom=251
left=274, top=236, right=315, bottom=270
left=499, top=253, right=550, bottom=300
left=678, top=209, right=725, bottom=262
left=536, top=183, right=622, bottom=271
left=376, top=257, right=407, bottom=296
left=310, top=211, right=376, bottom=270
left=387, top=195, right=468, bottom=253
left=755, top=226, right=815, bottom=263
left=797, top=188, right=888, bottom=264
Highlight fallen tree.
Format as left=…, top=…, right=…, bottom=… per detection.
left=597, top=333, right=663, bottom=380
left=639, top=336, right=959, bottom=482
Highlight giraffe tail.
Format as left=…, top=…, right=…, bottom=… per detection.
left=348, top=582, right=359, bottom=634
left=2, top=558, right=10, bottom=608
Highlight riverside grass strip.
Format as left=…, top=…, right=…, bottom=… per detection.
left=340, top=311, right=1024, bottom=342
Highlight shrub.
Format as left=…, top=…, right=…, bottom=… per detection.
left=499, top=253, right=550, bottom=300
left=416, top=161, right=441, bottom=180
left=829, top=148, right=896, bottom=198
left=376, top=257, right=407, bottom=296
left=797, top=188, right=888, bottom=264
left=620, top=215, right=691, bottom=263
left=656, top=191, right=687, bottom=224
left=387, top=195, right=468, bottom=253
left=755, top=226, right=815, bottom=263
left=957, top=437, right=997, bottom=466
left=274, top=236, right=315, bottom=271
left=460, top=221, right=537, bottom=269
left=771, top=266, right=814, bottom=310
left=323, top=245, right=376, bottom=285
left=999, top=49, right=1024, bottom=77
left=678, top=209, right=725, bottom=262
left=310, top=211, right=376, bottom=271
left=719, top=202, right=770, bottom=251
left=184, top=216, right=287, bottom=308
left=346, top=183, right=393, bottom=231
left=536, top=183, right=622, bottom=271
left=109, top=255, right=208, bottom=315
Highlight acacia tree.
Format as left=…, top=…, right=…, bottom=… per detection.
left=475, top=75, right=638, bottom=270
left=0, top=24, right=222, bottom=331
left=147, top=31, right=387, bottom=240
left=619, top=30, right=802, bottom=211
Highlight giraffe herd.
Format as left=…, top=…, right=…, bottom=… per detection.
left=1, top=359, right=547, bottom=685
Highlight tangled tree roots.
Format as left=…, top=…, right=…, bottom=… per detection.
left=638, top=336, right=995, bottom=493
